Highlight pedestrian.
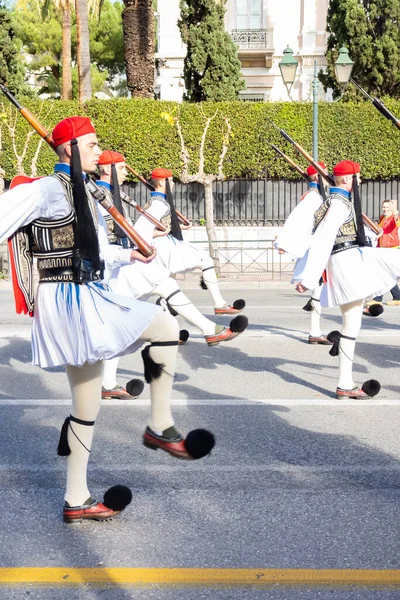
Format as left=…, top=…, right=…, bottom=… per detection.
left=1, top=117, right=215, bottom=523
left=295, top=160, right=400, bottom=399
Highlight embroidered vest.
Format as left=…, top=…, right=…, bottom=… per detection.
left=313, top=192, right=359, bottom=255
left=143, top=196, right=171, bottom=230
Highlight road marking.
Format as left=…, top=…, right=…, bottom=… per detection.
left=0, top=567, right=399, bottom=588
left=0, top=398, right=399, bottom=406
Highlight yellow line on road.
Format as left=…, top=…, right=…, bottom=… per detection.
left=0, top=568, right=399, bottom=588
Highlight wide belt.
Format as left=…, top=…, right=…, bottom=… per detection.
left=39, top=267, right=75, bottom=282
left=332, top=239, right=372, bottom=255
left=39, top=259, right=105, bottom=283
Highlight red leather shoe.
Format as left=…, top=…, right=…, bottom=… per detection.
left=102, top=386, right=137, bottom=400
left=336, top=386, right=371, bottom=400
left=204, top=326, right=238, bottom=346
left=143, top=427, right=192, bottom=459
left=63, top=498, right=121, bottom=523
left=214, top=300, right=245, bottom=315
left=308, top=335, right=333, bottom=345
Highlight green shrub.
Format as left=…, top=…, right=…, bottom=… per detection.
left=1, top=97, right=400, bottom=180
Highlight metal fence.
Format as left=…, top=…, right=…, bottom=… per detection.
left=122, top=178, right=400, bottom=226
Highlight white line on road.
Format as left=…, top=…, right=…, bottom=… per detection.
left=0, top=398, right=399, bottom=406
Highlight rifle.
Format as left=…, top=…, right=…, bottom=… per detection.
left=268, top=135, right=382, bottom=236
left=351, top=78, right=400, bottom=130
left=126, top=164, right=191, bottom=226
left=0, top=84, right=154, bottom=257
left=119, top=189, right=168, bottom=232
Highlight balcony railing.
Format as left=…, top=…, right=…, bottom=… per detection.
left=230, top=29, right=269, bottom=49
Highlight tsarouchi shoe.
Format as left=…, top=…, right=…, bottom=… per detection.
left=336, top=386, right=372, bottom=400
left=63, top=498, right=121, bottom=524
left=143, top=426, right=192, bottom=459
left=214, top=299, right=245, bottom=315
left=102, top=379, right=144, bottom=400
left=308, top=335, right=333, bottom=345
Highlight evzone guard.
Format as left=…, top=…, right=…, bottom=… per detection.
left=1, top=117, right=215, bottom=523
left=275, top=162, right=333, bottom=345
left=296, top=160, right=400, bottom=399
left=133, top=168, right=247, bottom=316
left=96, top=152, right=249, bottom=399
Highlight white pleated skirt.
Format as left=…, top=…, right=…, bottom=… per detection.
left=109, top=260, right=170, bottom=300
left=154, top=236, right=208, bottom=274
left=321, top=247, right=400, bottom=307
left=31, top=281, right=160, bottom=368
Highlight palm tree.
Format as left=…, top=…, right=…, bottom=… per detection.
left=42, top=0, right=72, bottom=100
left=75, top=0, right=92, bottom=102
left=122, top=0, right=155, bottom=98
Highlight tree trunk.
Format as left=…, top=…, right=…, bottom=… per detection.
left=75, top=0, right=92, bottom=102
left=122, top=0, right=155, bottom=98
left=61, top=2, right=72, bottom=100
left=203, top=179, right=220, bottom=275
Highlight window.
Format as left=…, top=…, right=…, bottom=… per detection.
left=236, top=0, right=263, bottom=30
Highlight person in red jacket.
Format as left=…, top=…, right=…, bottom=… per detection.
left=366, top=200, right=400, bottom=306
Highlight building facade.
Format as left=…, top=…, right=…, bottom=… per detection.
left=155, top=0, right=331, bottom=102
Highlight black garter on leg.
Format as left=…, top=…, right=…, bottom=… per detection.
left=57, top=415, right=95, bottom=456
left=141, top=340, right=179, bottom=383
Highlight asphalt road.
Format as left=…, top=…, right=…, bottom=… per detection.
left=0, top=279, right=399, bottom=599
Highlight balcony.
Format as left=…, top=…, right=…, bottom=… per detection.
left=230, top=29, right=274, bottom=68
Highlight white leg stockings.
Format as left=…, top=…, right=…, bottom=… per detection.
left=139, top=310, right=179, bottom=433
left=64, top=361, right=103, bottom=506
left=309, top=284, right=323, bottom=337
left=338, top=300, right=364, bottom=390
left=154, top=278, right=215, bottom=335
left=201, top=257, right=226, bottom=308
left=102, top=357, right=120, bottom=390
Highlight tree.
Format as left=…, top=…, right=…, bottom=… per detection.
left=161, top=108, right=232, bottom=272
left=178, top=0, right=245, bottom=102
left=0, top=1, right=27, bottom=95
left=122, top=0, right=155, bottom=98
left=75, top=0, right=92, bottom=102
left=42, top=0, right=73, bottom=99
left=321, top=0, right=400, bottom=98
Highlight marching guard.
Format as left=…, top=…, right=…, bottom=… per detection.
left=0, top=117, right=215, bottom=523
left=134, top=168, right=247, bottom=315
left=295, top=160, right=400, bottom=399
left=275, top=163, right=333, bottom=345
left=97, top=151, right=249, bottom=398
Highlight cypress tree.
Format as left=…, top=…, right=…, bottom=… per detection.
left=321, top=0, right=400, bottom=98
left=0, top=1, right=26, bottom=94
left=178, top=0, right=245, bottom=102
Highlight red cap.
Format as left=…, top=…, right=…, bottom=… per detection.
left=333, top=160, right=360, bottom=176
left=52, top=117, right=96, bottom=147
left=151, top=168, right=173, bottom=179
left=306, top=162, right=327, bottom=176
left=98, top=150, right=126, bottom=165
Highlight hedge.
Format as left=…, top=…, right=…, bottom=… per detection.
left=1, top=97, right=400, bottom=180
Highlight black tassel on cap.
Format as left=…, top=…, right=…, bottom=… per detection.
left=199, top=276, right=208, bottom=290
left=110, top=163, right=127, bottom=239
left=184, top=429, right=215, bottom=459
left=70, top=139, right=101, bottom=271
left=352, top=174, right=366, bottom=247
left=141, top=345, right=165, bottom=383
left=327, top=330, right=342, bottom=356
left=318, top=173, right=327, bottom=201
left=57, top=417, right=71, bottom=456
left=103, top=485, right=132, bottom=510
left=302, top=298, right=314, bottom=312
left=165, top=178, right=183, bottom=241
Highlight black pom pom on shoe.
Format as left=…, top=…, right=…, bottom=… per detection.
left=179, top=329, right=189, bottom=344
left=103, top=485, right=132, bottom=511
left=229, top=315, right=248, bottom=333
left=233, top=299, right=246, bottom=311
left=184, top=429, right=215, bottom=459
left=362, top=379, right=381, bottom=397
left=368, top=304, right=384, bottom=317
left=126, top=379, right=145, bottom=398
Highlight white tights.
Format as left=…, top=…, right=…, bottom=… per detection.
left=338, top=300, right=364, bottom=389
